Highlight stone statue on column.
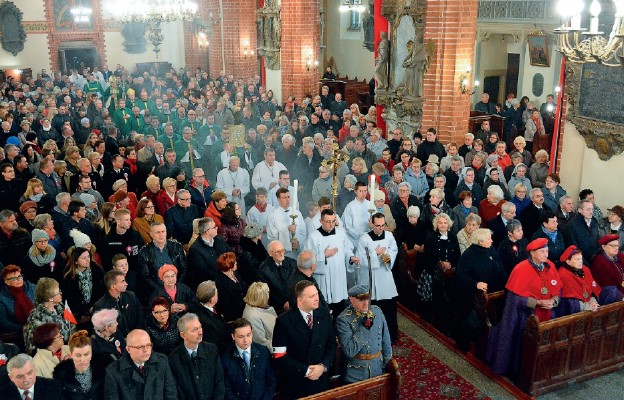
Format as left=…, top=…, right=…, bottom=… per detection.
left=401, top=38, right=434, bottom=98
left=375, top=31, right=390, bottom=90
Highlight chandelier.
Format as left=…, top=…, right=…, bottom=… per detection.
left=107, top=0, right=199, bottom=57
left=554, top=0, right=624, bottom=67
left=339, top=0, right=366, bottom=13
left=70, top=3, right=92, bottom=24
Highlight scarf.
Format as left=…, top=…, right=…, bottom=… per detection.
left=562, top=263, right=585, bottom=278
left=30, top=193, right=44, bottom=202
left=77, top=267, right=93, bottom=304
left=8, top=285, right=34, bottom=325
left=541, top=226, right=557, bottom=244
left=460, top=204, right=472, bottom=216
left=254, top=202, right=267, bottom=212
left=125, top=158, right=138, bottom=175
left=28, top=245, right=57, bottom=267
left=532, top=116, right=543, bottom=134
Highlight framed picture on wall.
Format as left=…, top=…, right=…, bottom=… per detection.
left=528, top=32, right=550, bottom=67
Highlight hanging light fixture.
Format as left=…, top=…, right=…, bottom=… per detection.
left=70, top=2, right=92, bottom=24
left=554, top=0, right=624, bottom=66
left=107, top=0, right=199, bottom=57
left=339, top=0, right=367, bottom=13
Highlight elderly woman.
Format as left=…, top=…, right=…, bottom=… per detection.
left=91, top=309, right=125, bottom=361
left=239, top=223, right=269, bottom=284
left=510, top=183, right=531, bottom=215
left=64, top=146, right=81, bottom=175
left=453, top=167, right=484, bottom=206
left=336, top=175, right=357, bottom=216
left=529, top=150, right=550, bottom=188
left=149, top=264, right=195, bottom=313
left=404, top=158, right=429, bottom=202
left=61, top=247, right=105, bottom=328
left=371, top=189, right=396, bottom=232
left=464, top=139, right=488, bottom=168
left=541, top=173, right=567, bottom=211
left=454, top=229, right=507, bottom=349
left=141, top=175, right=162, bottom=206
left=420, top=188, right=450, bottom=235
left=511, top=136, right=533, bottom=167
left=23, top=277, right=76, bottom=355
left=395, top=206, right=427, bottom=251
left=450, top=190, right=479, bottom=235
left=390, top=181, right=420, bottom=229
left=482, top=167, right=510, bottom=201
left=600, top=206, right=624, bottom=251
left=155, top=177, right=178, bottom=216
left=20, top=178, right=55, bottom=214
left=215, top=252, right=248, bottom=322
left=187, top=280, right=230, bottom=352
left=0, top=265, right=35, bottom=337
left=555, top=246, right=603, bottom=318
left=479, top=186, right=507, bottom=228
left=590, top=234, right=624, bottom=303
left=457, top=214, right=482, bottom=254
left=53, top=330, right=111, bottom=400
left=132, top=197, right=164, bottom=243
left=144, top=296, right=182, bottom=355
left=497, top=219, right=529, bottom=276
left=384, top=165, right=404, bottom=204
left=32, top=322, right=70, bottom=377
left=312, top=165, right=334, bottom=202
left=242, top=282, right=277, bottom=349
left=419, top=213, right=460, bottom=332
left=22, top=229, right=65, bottom=284
left=350, top=157, right=370, bottom=184
left=204, top=190, right=228, bottom=228
left=507, top=163, right=532, bottom=195
left=218, top=202, right=247, bottom=255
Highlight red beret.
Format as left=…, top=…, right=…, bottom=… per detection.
left=598, top=234, right=620, bottom=246
left=526, top=238, right=548, bottom=252
left=19, top=201, right=37, bottom=214
left=560, top=245, right=580, bottom=263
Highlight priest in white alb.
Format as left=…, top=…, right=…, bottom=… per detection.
left=216, top=156, right=250, bottom=217
left=266, top=187, right=306, bottom=259
left=342, top=181, right=372, bottom=246
left=252, top=148, right=286, bottom=191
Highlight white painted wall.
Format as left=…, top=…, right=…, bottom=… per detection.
left=8, top=0, right=45, bottom=19
left=558, top=121, right=623, bottom=212
left=0, top=35, right=50, bottom=71
left=325, top=8, right=374, bottom=80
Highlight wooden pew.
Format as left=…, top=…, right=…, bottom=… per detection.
left=471, top=290, right=506, bottom=358
left=517, top=300, right=624, bottom=396
left=301, top=359, right=401, bottom=400
left=469, top=111, right=505, bottom=139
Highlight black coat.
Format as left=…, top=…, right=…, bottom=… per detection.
left=104, top=352, right=177, bottom=400
left=423, top=231, right=461, bottom=273
left=215, top=271, right=247, bottom=322
left=221, top=342, right=276, bottom=400
left=487, top=215, right=508, bottom=249
left=257, top=257, right=297, bottom=312
left=187, top=301, right=230, bottom=353
left=61, top=264, right=106, bottom=319
left=286, top=269, right=328, bottom=310
left=390, top=195, right=420, bottom=229
left=565, top=215, right=600, bottom=265
left=497, top=237, right=529, bottom=276
left=53, top=353, right=112, bottom=400
left=138, top=240, right=188, bottom=293
left=144, top=313, right=182, bottom=355
left=0, top=177, right=25, bottom=212
left=237, top=237, right=268, bottom=284
left=0, top=228, right=31, bottom=267
left=91, top=332, right=125, bottom=362
left=272, top=306, right=336, bottom=399
left=0, top=376, right=62, bottom=400
left=168, top=341, right=225, bottom=400
left=21, top=249, right=65, bottom=285
left=93, top=291, right=144, bottom=337
left=165, top=204, right=199, bottom=245
left=148, top=282, right=195, bottom=308
left=531, top=228, right=566, bottom=264
left=519, top=203, right=551, bottom=240
left=186, top=236, right=231, bottom=291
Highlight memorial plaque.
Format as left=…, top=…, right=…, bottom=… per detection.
left=578, top=63, right=624, bottom=125
left=532, top=73, right=544, bottom=97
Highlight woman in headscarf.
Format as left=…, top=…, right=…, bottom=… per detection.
left=148, top=264, right=195, bottom=314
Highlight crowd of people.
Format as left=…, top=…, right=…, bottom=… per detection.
left=0, top=63, right=621, bottom=399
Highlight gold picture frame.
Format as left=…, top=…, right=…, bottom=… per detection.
left=528, top=31, right=550, bottom=67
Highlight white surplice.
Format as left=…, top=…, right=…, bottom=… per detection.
left=351, top=231, right=399, bottom=301
left=342, top=198, right=372, bottom=246
left=251, top=161, right=286, bottom=190
left=216, top=167, right=250, bottom=217
left=266, top=205, right=306, bottom=259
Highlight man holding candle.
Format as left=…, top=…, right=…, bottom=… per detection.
left=267, top=187, right=307, bottom=260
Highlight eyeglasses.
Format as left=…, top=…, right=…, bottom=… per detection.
left=5, top=274, right=23, bottom=282
left=605, top=243, right=620, bottom=248
left=373, top=224, right=386, bottom=228
left=127, top=343, right=153, bottom=351
left=179, top=197, right=191, bottom=201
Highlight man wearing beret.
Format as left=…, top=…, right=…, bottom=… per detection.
left=486, top=237, right=562, bottom=376
left=335, top=285, right=393, bottom=383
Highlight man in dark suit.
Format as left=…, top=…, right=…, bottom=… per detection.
left=258, top=240, right=297, bottom=313
left=221, top=318, right=276, bottom=400
left=169, top=313, right=225, bottom=400
left=520, top=188, right=551, bottom=239
left=488, top=202, right=517, bottom=248
left=104, top=329, right=177, bottom=400
left=272, top=280, right=337, bottom=399
left=187, top=280, right=230, bottom=353
left=2, top=353, right=62, bottom=399
left=102, top=154, right=134, bottom=199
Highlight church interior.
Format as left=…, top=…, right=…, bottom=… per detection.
left=1, top=0, right=624, bottom=399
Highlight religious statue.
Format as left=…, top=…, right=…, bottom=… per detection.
left=374, top=31, right=390, bottom=90
left=401, top=38, right=434, bottom=98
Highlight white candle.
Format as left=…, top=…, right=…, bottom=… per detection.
left=369, top=175, right=375, bottom=210
left=292, top=179, right=298, bottom=212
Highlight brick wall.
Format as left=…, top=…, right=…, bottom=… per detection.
left=206, top=0, right=258, bottom=79
left=44, top=0, right=108, bottom=71
left=280, top=0, right=321, bottom=101
left=421, top=0, right=478, bottom=144
left=183, top=0, right=211, bottom=71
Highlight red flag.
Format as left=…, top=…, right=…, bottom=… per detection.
left=63, top=301, right=77, bottom=325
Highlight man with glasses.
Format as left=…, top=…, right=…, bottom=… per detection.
left=186, top=217, right=231, bottom=290
left=104, top=329, right=177, bottom=400
left=352, top=213, right=399, bottom=342
left=165, top=189, right=199, bottom=246
left=306, top=209, right=357, bottom=316
left=186, top=168, right=213, bottom=216
left=257, top=240, right=297, bottom=314
left=2, top=353, right=62, bottom=399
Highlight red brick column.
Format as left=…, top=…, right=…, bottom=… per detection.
left=183, top=0, right=211, bottom=71
left=280, top=0, right=321, bottom=101
left=421, top=0, right=478, bottom=144
left=206, top=0, right=258, bottom=79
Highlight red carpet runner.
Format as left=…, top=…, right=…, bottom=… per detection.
left=394, top=331, right=491, bottom=400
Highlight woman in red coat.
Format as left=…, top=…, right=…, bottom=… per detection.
left=155, top=177, right=177, bottom=217
left=590, top=234, right=624, bottom=303
left=556, top=245, right=601, bottom=317
left=479, top=185, right=506, bottom=227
